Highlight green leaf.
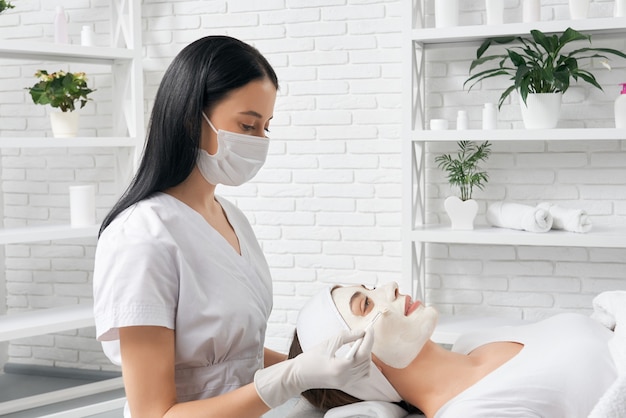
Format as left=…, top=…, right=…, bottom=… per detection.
left=464, top=68, right=515, bottom=91
left=559, top=27, right=590, bottom=46
left=469, top=54, right=507, bottom=72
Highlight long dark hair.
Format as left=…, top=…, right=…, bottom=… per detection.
left=99, top=35, right=278, bottom=236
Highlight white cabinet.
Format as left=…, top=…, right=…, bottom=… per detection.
left=0, top=0, right=143, bottom=414
left=402, top=4, right=626, bottom=344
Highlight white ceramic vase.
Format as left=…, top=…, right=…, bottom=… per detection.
left=435, top=0, right=459, bottom=28
left=50, top=112, right=79, bottom=138
left=568, top=0, right=590, bottom=19
left=444, top=196, right=478, bottom=230
left=616, top=0, right=626, bottom=17
left=519, top=93, right=563, bottom=129
left=523, top=0, right=541, bottom=22
left=485, top=0, right=504, bottom=25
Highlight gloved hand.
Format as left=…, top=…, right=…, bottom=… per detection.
left=254, top=328, right=374, bottom=408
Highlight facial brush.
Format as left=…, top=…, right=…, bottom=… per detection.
left=344, top=308, right=388, bottom=359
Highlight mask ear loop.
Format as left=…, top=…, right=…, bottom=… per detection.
left=201, top=112, right=219, bottom=135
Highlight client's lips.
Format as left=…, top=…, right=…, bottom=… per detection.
left=405, top=295, right=422, bottom=316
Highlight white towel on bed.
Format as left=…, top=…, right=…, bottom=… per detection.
left=284, top=398, right=417, bottom=418
left=324, top=401, right=409, bottom=418
left=283, top=398, right=324, bottom=418
left=486, top=202, right=553, bottom=233
left=589, top=291, right=626, bottom=418
left=537, top=202, right=592, bottom=233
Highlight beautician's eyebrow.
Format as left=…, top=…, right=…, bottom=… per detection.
left=239, top=110, right=273, bottom=120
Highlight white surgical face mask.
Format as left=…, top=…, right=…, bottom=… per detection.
left=197, top=112, right=269, bottom=186
left=332, top=282, right=438, bottom=369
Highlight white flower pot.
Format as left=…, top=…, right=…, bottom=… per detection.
left=50, top=112, right=79, bottom=138
left=569, top=0, right=590, bottom=19
left=444, top=196, right=478, bottom=230
left=519, top=93, right=562, bottom=130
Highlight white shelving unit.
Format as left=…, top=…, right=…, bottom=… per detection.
left=402, top=3, right=626, bottom=344
left=0, top=0, right=143, bottom=413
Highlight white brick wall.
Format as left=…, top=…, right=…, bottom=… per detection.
left=0, top=0, right=625, bottom=371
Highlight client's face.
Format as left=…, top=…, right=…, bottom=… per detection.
left=332, top=282, right=438, bottom=369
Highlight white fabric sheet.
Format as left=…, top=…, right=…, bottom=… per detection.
left=436, top=314, right=616, bottom=418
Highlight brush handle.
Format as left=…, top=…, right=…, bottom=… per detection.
left=344, top=336, right=364, bottom=359
left=343, top=311, right=383, bottom=359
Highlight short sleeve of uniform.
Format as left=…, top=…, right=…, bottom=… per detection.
left=93, top=210, right=179, bottom=342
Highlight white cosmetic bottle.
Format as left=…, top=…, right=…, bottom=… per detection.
left=54, top=6, right=68, bottom=44
left=457, top=110, right=469, bottom=130
left=482, top=103, right=497, bottom=130
left=81, top=25, right=94, bottom=46
left=615, top=83, right=626, bottom=129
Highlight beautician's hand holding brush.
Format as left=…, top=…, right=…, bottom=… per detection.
left=254, top=329, right=374, bottom=408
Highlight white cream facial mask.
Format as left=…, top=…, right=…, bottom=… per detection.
left=332, top=283, right=438, bottom=369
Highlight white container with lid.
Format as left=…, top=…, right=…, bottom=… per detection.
left=482, top=103, right=497, bottom=130
left=81, top=25, right=94, bottom=47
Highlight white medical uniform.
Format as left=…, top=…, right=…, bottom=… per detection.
left=435, top=313, right=617, bottom=418
left=93, top=193, right=272, bottom=411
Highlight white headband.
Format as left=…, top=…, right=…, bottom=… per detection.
left=296, top=286, right=402, bottom=402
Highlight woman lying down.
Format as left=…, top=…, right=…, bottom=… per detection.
left=289, top=282, right=616, bottom=418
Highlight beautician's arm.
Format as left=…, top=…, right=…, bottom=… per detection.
left=119, top=326, right=270, bottom=418
left=264, top=347, right=287, bottom=367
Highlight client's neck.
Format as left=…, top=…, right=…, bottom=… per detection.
left=380, top=340, right=477, bottom=418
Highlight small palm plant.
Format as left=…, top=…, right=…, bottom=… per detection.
left=435, top=141, right=492, bottom=201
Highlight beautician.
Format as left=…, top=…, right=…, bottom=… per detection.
left=92, top=35, right=374, bottom=418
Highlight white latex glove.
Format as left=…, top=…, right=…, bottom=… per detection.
left=254, top=329, right=374, bottom=409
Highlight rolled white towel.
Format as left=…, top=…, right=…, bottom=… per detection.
left=486, top=202, right=553, bottom=233
left=537, top=202, right=592, bottom=233
left=324, top=401, right=408, bottom=418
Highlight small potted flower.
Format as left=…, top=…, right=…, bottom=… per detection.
left=435, top=140, right=491, bottom=230
left=26, top=70, right=96, bottom=138
left=0, top=0, right=15, bottom=14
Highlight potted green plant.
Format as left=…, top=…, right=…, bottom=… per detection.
left=0, top=0, right=15, bottom=14
left=435, top=140, right=491, bottom=230
left=26, top=70, right=96, bottom=138
left=464, top=27, right=626, bottom=129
